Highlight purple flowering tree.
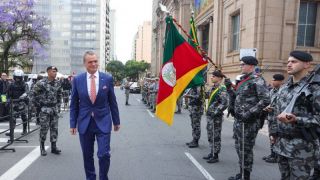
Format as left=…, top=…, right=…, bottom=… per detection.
left=0, top=0, right=50, bottom=73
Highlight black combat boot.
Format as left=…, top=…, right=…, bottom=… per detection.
left=51, top=142, right=61, bottom=155
left=188, top=140, right=199, bottom=148
left=203, top=153, right=213, bottom=160
left=40, top=141, right=47, bottom=156
left=310, top=168, right=320, bottom=180
left=21, top=124, right=27, bottom=135
left=244, top=169, right=250, bottom=180
left=228, top=168, right=242, bottom=180
left=207, top=153, right=219, bottom=163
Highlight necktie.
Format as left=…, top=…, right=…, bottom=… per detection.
left=90, top=74, right=96, bottom=103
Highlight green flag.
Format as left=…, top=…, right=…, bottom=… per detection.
left=186, top=16, right=205, bottom=89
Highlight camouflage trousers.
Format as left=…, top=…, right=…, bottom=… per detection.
left=233, top=120, right=259, bottom=172
left=278, top=154, right=315, bottom=180
left=11, top=103, right=27, bottom=129
left=190, top=113, right=202, bottom=141
left=206, top=115, right=223, bottom=154
left=39, top=107, right=59, bottom=143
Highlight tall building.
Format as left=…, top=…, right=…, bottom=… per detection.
left=109, top=9, right=116, bottom=61
left=133, top=21, right=152, bottom=63
left=152, top=0, right=320, bottom=82
left=33, top=0, right=71, bottom=74
left=70, top=0, right=109, bottom=74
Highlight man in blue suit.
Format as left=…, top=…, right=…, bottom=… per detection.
left=70, top=51, right=120, bottom=180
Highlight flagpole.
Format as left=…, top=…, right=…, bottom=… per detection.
left=172, top=18, right=217, bottom=69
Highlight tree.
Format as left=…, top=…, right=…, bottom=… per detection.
left=106, top=60, right=125, bottom=83
left=124, top=60, right=150, bottom=80
left=0, top=0, right=50, bottom=73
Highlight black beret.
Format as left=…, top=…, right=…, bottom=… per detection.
left=46, top=66, right=58, bottom=72
left=241, top=56, right=258, bottom=66
left=272, top=74, right=285, bottom=81
left=212, top=70, right=225, bottom=78
left=289, top=50, right=313, bottom=62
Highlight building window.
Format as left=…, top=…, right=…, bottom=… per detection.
left=231, top=14, right=240, bottom=51
left=297, top=2, right=318, bottom=47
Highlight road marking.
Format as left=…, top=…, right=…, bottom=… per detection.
left=0, top=146, right=49, bottom=180
left=136, top=98, right=141, bottom=102
left=0, top=129, right=35, bottom=133
left=12, top=146, right=38, bottom=148
left=185, top=152, right=215, bottom=180
left=0, top=123, right=36, bottom=126
left=146, top=110, right=155, bottom=118
left=0, top=138, right=8, bottom=143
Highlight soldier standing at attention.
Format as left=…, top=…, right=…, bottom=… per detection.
left=184, top=86, right=204, bottom=148
left=31, top=66, right=62, bottom=156
left=262, top=73, right=285, bottom=163
left=124, top=78, right=131, bottom=105
left=227, top=56, right=270, bottom=180
left=203, top=70, right=229, bottom=163
left=272, top=51, right=320, bottom=179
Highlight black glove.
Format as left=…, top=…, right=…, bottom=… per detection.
left=224, top=78, right=232, bottom=89
left=241, top=111, right=252, bottom=120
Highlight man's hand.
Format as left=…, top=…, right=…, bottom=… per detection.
left=277, top=112, right=297, bottom=124
left=263, top=105, right=274, bottom=112
left=114, top=125, right=120, bottom=132
left=70, top=128, right=77, bottom=135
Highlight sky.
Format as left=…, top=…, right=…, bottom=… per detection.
left=110, top=0, right=152, bottom=63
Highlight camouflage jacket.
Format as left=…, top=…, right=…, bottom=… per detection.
left=188, top=86, right=204, bottom=114
left=267, top=87, right=280, bottom=135
left=273, top=76, right=320, bottom=158
left=31, top=78, right=62, bottom=108
left=228, top=72, right=270, bottom=123
left=206, top=84, right=229, bottom=117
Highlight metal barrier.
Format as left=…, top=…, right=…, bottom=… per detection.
left=0, top=99, right=40, bottom=152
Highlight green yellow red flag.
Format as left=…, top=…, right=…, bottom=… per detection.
left=155, top=16, right=208, bottom=125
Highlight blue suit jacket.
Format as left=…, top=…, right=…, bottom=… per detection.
left=70, top=72, right=120, bottom=134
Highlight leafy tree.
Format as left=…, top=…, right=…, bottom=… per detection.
left=124, top=60, right=150, bottom=80
left=106, top=60, right=125, bottom=83
left=0, top=0, right=50, bottom=73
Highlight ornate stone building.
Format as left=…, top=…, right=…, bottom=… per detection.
left=152, top=0, right=320, bottom=82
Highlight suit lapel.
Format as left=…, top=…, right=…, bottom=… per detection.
left=83, top=73, right=92, bottom=103
left=96, top=72, right=104, bottom=101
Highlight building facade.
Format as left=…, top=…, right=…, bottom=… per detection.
left=33, top=0, right=71, bottom=74
left=109, top=9, right=116, bottom=61
left=70, top=0, right=108, bottom=74
left=152, top=0, right=320, bottom=83
left=134, top=21, right=152, bottom=63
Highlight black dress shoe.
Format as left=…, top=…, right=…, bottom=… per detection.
left=188, top=141, right=199, bottom=148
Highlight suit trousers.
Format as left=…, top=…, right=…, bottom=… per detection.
left=79, top=118, right=111, bottom=180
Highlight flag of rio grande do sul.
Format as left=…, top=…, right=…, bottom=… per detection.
left=155, top=17, right=208, bottom=126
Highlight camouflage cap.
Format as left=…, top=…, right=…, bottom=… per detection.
left=46, top=66, right=58, bottom=72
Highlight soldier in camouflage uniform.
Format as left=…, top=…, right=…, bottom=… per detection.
left=262, top=74, right=285, bottom=163
left=271, top=51, right=320, bottom=179
left=185, top=86, right=204, bottom=148
left=31, top=66, right=62, bottom=156
left=227, top=56, right=270, bottom=180
left=203, top=70, right=229, bottom=163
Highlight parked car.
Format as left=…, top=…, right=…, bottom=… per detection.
left=129, top=82, right=141, bottom=93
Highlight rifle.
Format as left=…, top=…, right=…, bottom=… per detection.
left=282, top=64, right=320, bottom=141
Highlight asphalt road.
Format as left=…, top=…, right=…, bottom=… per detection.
left=0, top=87, right=280, bottom=180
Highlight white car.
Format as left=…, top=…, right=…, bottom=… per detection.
left=129, top=82, right=141, bottom=93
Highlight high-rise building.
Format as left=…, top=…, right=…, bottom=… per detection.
left=134, top=21, right=152, bottom=63
left=33, top=0, right=71, bottom=74
left=70, top=0, right=108, bottom=74
left=109, top=9, right=116, bottom=61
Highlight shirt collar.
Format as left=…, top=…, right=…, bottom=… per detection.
left=87, top=71, right=99, bottom=79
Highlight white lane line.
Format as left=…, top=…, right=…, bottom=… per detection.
left=0, top=129, right=35, bottom=133
left=146, top=109, right=155, bottom=118
left=0, top=138, right=8, bottom=143
left=0, top=123, right=36, bottom=126
left=136, top=98, right=141, bottom=102
left=12, top=146, right=38, bottom=148
left=185, top=152, right=215, bottom=180
left=0, top=146, right=49, bottom=180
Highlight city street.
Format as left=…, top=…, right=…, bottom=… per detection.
left=0, top=88, right=280, bottom=180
